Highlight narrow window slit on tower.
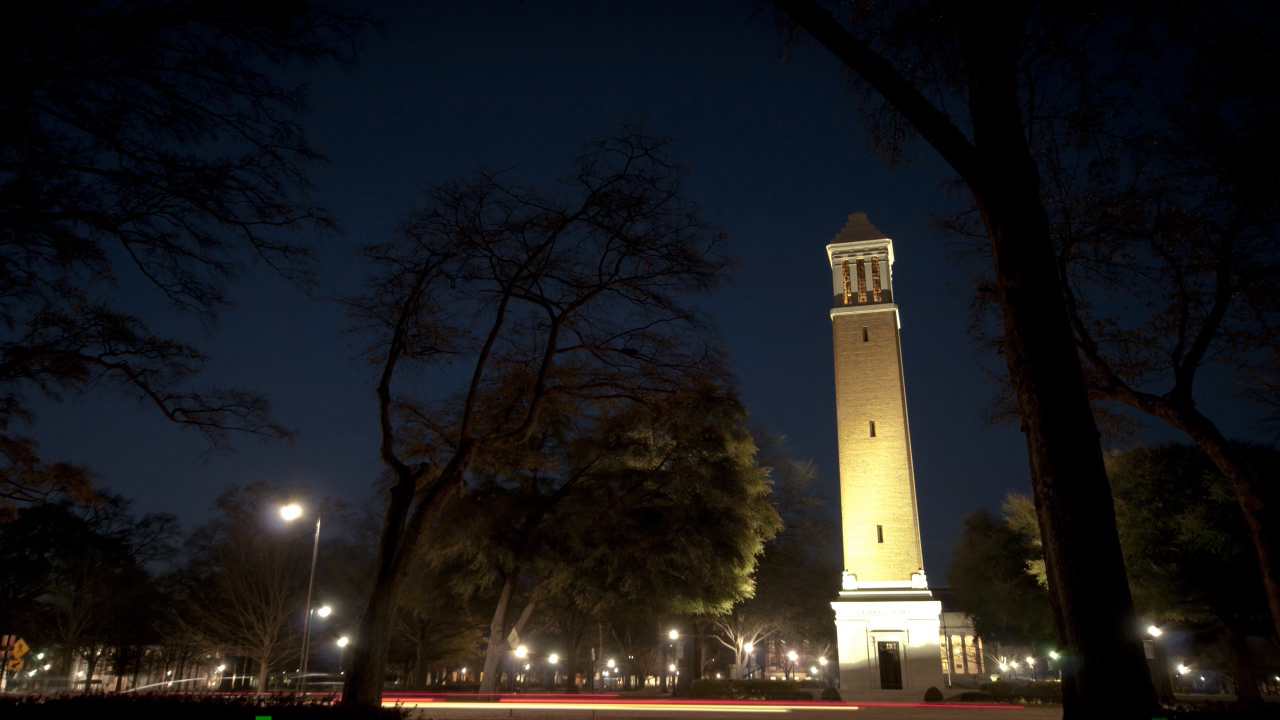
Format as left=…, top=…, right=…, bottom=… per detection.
left=862, top=326, right=869, bottom=342
left=877, top=525, right=884, bottom=543
left=869, top=420, right=876, bottom=437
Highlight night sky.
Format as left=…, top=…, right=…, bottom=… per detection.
left=26, top=1, right=1262, bottom=579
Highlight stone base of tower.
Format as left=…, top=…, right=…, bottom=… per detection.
left=832, top=589, right=943, bottom=700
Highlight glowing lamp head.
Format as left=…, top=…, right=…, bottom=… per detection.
left=607, top=659, right=615, bottom=668
left=668, top=663, right=676, bottom=672
left=810, top=666, right=818, bottom=674
left=1049, top=651, right=1059, bottom=660
left=668, top=629, right=679, bottom=640
left=787, top=651, right=798, bottom=661
left=1026, top=656, right=1035, bottom=666
left=1147, top=625, right=1163, bottom=637
left=1177, top=664, right=1189, bottom=675
left=548, top=653, right=559, bottom=664
left=337, top=636, right=350, bottom=648
left=216, top=665, right=225, bottom=672
left=280, top=504, right=303, bottom=521
left=515, top=645, right=528, bottom=658
left=819, top=657, right=827, bottom=665
left=317, top=605, right=332, bottom=618
left=744, top=642, right=754, bottom=653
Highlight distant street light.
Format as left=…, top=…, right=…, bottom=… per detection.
left=317, top=606, right=332, bottom=618
left=1049, top=651, right=1059, bottom=660
left=669, top=663, right=676, bottom=672
left=669, top=630, right=679, bottom=640
left=336, top=637, right=349, bottom=648
left=511, top=645, right=529, bottom=692
left=744, top=642, right=754, bottom=653
left=280, top=502, right=323, bottom=693
left=819, top=657, right=827, bottom=665
left=548, top=654, right=559, bottom=665
left=1147, top=625, right=1163, bottom=637
left=607, top=659, right=615, bottom=668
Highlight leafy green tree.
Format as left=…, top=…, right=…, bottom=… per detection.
left=974, top=445, right=1275, bottom=704
left=423, top=385, right=780, bottom=693
left=711, top=430, right=837, bottom=679
left=341, top=127, right=734, bottom=707
left=0, top=1, right=371, bottom=512
left=1108, top=444, right=1272, bottom=705
left=947, top=504, right=1054, bottom=649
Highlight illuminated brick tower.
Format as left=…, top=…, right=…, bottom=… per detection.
left=826, top=213, right=942, bottom=697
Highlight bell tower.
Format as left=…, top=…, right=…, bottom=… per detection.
left=826, top=213, right=942, bottom=697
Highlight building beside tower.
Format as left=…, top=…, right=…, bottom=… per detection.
left=826, top=213, right=944, bottom=697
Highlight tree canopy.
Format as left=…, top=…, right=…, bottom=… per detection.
left=0, top=0, right=371, bottom=512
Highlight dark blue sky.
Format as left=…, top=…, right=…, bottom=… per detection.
left=29, top=1, right=1260, bottom=579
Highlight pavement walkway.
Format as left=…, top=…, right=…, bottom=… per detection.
left=395, top=699, right=1063, bottom=720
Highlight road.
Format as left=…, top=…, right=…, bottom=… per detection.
left=388, top=698, right=1063, bottom=720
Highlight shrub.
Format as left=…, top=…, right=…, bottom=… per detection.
left=686, top=679, right=810, bottom=700
left=923, top=686, right=943, bottom=702
left=820, top=687, right=842, bottom=701
left=963, top=680, right=1062, bottom=705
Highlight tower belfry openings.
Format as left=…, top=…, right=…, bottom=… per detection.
left=825, top=212, right=942, bottom=697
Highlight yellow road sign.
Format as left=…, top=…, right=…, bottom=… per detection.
left=5, top=658, right=23, bottom=672
left=11, top=638, right=29, bottom=658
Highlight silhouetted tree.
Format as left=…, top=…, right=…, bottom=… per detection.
left=766, top=2, right=1244, bottom=714
left=0, top=1, right=371, bottom=512
left=181, top=484, right=313, bottom=691
left=948, top=14, right=1280, bottom=639
left=340, top=127, right=733, bottom=707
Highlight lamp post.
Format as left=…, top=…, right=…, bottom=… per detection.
left=744, top=642, right=755, bottom=680
left=786, top=651, right=798, bottom=681
left=512, top=645, right=528, bottom=692
left=336, top=636, right=350, bottom=675
left=819, top=656, right=828, bottom=686
left=667, top=630, right=679, bottom=692
left=280, top=503, right=322, bottom=694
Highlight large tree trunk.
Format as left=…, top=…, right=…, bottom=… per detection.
left=479, top=573, right=517, bottom=694
left=958, top=9, right=1157, bottom=719
left=342, top=566, right=403, bottom=707
left=768, top=4, right=1157, bottom=715
left=256, top=655, right=269, bottom=693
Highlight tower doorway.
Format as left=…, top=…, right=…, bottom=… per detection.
left=877, top=641, right=903, bottom=689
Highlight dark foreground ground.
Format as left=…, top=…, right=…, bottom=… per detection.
left=0, top=693, right=1276, bottom=720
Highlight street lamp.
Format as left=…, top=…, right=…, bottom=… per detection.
left=317, top=605, right=332, bottom=618
left=669, top=630, right=679, bottom=640
left=787, top=650, right=798, bottom=681
left=1147, top=625, right=1163, bottom=638
left=280, top=502, right=323, bottom=693
left=511, top=645, right=528, bottom=692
